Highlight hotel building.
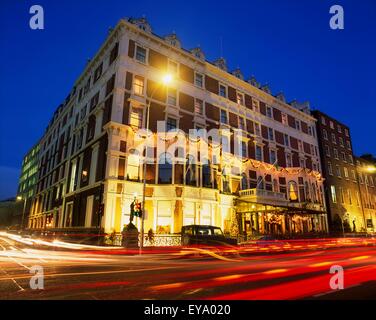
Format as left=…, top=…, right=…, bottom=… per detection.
left=26, top=17, right=328, bottom=238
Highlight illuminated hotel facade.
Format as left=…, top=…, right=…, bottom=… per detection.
left=27, top=17, right=328, bottom=237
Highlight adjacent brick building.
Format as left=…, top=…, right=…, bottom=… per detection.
left=312, top=110, right=366, bottom=232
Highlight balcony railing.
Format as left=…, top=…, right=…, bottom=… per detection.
left=239, top=188, right=288, bottom=205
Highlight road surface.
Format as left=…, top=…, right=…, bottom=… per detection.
left=0, top=233, right=375, bottom=300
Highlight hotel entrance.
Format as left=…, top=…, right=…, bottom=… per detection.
left=236, top=200, right=328, bottom=239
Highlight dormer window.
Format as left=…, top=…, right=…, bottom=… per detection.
left=190, top=47, right=205, bottom=60
left=129, top=17, right=152, bottom=34
left=232, top=69, right=244, bottom=80
left=164, top=33, right=181, bottom=48
left=213, top=57, right=227, bottom=71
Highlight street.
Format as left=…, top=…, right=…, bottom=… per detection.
left=0, top=233, right=375, bottom=300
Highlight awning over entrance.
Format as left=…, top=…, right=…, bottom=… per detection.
left=237, top=188, right=326, bottom=215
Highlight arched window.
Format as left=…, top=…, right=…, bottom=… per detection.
left=241, top=173, right=248, bottom=190
left=185, top=155, right=196, bottom=186
left=202, top=161, right=212, bottom=188
left=288, top=181, right=299, bottom=201
left=158, top=153, right=173, bottom=184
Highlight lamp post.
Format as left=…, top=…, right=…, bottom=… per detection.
left=140, top=73, right=173, bottom=250
left=16, top=196, right=27, bottom=231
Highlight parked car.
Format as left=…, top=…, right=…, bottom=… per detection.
left=181, top=225, right=237, bottom=246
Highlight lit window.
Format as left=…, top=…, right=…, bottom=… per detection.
left=133, top=75, right=144, bottom=95
left=130, top=107, right=143, bottom=129
left=135, top=45, right=147, bottom=63
left=219, top=84, right=227, bottom=98
left=331, top=185, right=337, bottom=203
left=330, top=121, right=334, bottom=129
left=288, top=181, right=298, bottom=201
left=344, top=167, right=349, bottom=179
left=127, top=152, right=140, bottom=181
left=194, top=73, right=203, bottom=88
left=194, top=98, right=203, bottom=115
left=345, top=129, right=349, bottom=137
left=321, top=116, right=326, bottom=125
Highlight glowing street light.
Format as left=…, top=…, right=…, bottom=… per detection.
left=366, top=166, right=376, bottom=173
left=162, top=73, right=173, bottom=85
left=16, top=196, right=27, bottom=230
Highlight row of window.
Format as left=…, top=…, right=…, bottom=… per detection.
left=321, top=116, right=350, bottom=137
left=327, top=162, right=356, bottom=180
left=129, top=74, right=318, bottom=160
left=330, top=185, right=360, bottom=207
left=133, top=44, right=316, bottom=138
left=324, top=145, right=354, bottom=163
left=322, top=129, right=351, bottom=150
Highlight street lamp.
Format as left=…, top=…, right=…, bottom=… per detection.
left=366, top=166, right=376, bottom=173
left=16, top=196, right=27, bottom=231
left=140, top=73, right=173, bottom=250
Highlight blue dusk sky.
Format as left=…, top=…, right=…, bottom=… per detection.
left=0, top=0, right=375, bottom=200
